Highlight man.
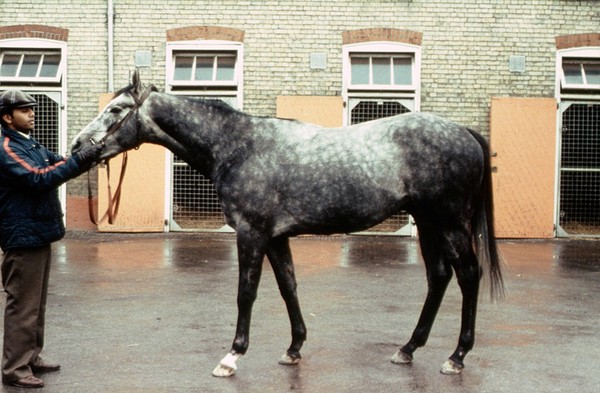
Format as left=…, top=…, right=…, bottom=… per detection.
left=0, top=90, right=102, bottom=388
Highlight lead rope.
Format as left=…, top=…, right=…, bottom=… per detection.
left=87, top=151, right=128, bottom=225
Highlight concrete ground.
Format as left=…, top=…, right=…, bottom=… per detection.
left=1, top=232, right=599, bottom=393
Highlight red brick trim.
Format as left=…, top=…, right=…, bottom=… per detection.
left=342, top=28, right=422, bottom=46
left=555, top=33, right=600, bottom=50
left=166, top=26, right=245, bottom=42
left=0, top=24, right=69, bottom=42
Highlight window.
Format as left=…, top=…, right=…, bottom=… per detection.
left=165, top=39, right=243, bottom=232
left=555, top=46, right=600, bottom=236
left=344, top=43, right=420, bottom=93
left=342, top=41, right=421, bottom=236
left=557, top=48, right=600, bottom=93
left=561, top=58, right=600, bottom=89
left=173, top=52, right=236, bottom=83
left=0, top=44, right=65, bottom=84
left=166, top=41, right=242, bottom=90
left=350, top=54, right=413, bottom=87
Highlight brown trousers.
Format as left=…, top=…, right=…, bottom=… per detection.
left=1, top=245, right=52, bottom=382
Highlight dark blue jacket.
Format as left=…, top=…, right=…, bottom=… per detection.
left=0, top=126, right=87, bottom=251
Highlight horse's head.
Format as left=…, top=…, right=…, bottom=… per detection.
left=71, top=69, right=156, bottom=160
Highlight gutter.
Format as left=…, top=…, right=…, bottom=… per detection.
left=107, top=0, right=114, bottom=92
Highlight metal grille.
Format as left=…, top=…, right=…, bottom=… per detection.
left=558, top=103, right=600, bottom=235
left=30, top=93, right=60, bottom=153
left=350, top=100, right=411, bottom=124
left=172, top=158, right=227, bottom=230
left=350, top=99, right=412, bottom=234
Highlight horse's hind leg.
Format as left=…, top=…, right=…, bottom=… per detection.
left=393, top=224, right=453, bottom=365
left=441, top=228, right=481, bottom=375
left=394, top=222, right=481, bottom=375
left=266, top=236, right=307, bottom=365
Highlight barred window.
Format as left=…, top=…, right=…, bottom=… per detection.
left=165, top=39, right=243, bottom=231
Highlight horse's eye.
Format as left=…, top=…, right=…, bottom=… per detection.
left=110, top=106, right=123, bottom=114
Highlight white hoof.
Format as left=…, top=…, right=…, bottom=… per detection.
left=391, top=350, right=413, bottom=364
left=440, top=359, right=464, bottom=375
left=212, top=353, right=241, bottom=377
left=279, top=353, right=301, bottom=365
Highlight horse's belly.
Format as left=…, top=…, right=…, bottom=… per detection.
left=275, top=189, right=406, bottom=236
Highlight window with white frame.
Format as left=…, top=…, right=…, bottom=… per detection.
left=342, top=41, right=421, bottom=236
left=343, top=42, right=420, bottom=96
left=0, top=40, right=66, bottom=84
left=0, top=37, right=67, bottom=217
left=165, top=40, right=243, bottom=232
left=561, top=58, right=600, bottom=89
left=558, top=48, right=600, bottom=92
left=173, top=52, right=236, bottom=84
left=350, top=54, right=414, bottom=89
left=166, top=40, right=242, bottom=96
left=555, top=47, right=600, bottom=237
left=343, top=43, right=421, bottom=129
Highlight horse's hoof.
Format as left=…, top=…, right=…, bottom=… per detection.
left=440, top=359, right=464, bottom=375
left=212, top=353, right=240, bottom=377
left=212, top=363, right=236, bottom=377
left=391, top=350, right=413, bottom=364
left=279, top=353, right=301, bottom=366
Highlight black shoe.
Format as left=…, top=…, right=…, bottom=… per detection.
left=31, top=362, right=61, bottom=373
left=5, top=375, right=44, bottom=388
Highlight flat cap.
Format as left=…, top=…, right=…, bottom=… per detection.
left=0, top=90, right=37, bottom=113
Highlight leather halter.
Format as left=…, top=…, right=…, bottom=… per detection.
left=88, top=86, right=154, bottom=225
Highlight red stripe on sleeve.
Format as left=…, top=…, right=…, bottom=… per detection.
left=3, top=137, right=67, bottom=174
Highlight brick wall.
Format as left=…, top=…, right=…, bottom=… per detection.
left=1, top=0, right=599, bottom=197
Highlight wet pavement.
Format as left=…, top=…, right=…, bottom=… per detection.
left=1, top=232, right=599, bottom=393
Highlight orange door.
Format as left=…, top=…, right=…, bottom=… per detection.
left=276, top=96, right=343, bottom=127
left=490, top=97, right=557, bottom=238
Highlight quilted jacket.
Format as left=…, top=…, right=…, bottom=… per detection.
left=0, top=126, right=86, bottom=251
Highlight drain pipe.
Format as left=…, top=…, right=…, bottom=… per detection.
left=107, top=0, right=114, bottom=92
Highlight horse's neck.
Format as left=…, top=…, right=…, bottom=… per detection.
left=152, top=94, right=251, bottom=179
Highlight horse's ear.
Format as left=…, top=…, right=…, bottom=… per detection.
left=131, top=69, right=144, bottom=94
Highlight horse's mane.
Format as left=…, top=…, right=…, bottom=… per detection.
left=109, top=85, right=307, bottom=139
left=113, top=84, right=242, bottom=120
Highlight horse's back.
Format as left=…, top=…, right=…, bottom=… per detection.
left=223, top=112, right=485, bottom=235
left=271, top=112, right=484, bottom=197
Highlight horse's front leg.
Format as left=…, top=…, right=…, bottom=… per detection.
left=212, top=229, right=268, bottom=377
left=266, top=236, right=306, bottom=366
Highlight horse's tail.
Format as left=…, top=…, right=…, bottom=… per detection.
left=468, top=129, right=505, bottom=301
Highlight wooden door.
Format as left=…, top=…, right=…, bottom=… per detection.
left=490, top=97, right=556, bottom=238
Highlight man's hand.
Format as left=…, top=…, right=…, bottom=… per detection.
left=75, top=144, right=103, bottom=166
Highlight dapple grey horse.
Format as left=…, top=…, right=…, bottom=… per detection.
left=72, top=70, right=503, bottom=377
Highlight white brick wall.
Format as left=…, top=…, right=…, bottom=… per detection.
left=1, top=0, right=599, bottom=196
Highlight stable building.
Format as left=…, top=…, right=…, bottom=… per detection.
left=0, top=0, right=598, bottom=238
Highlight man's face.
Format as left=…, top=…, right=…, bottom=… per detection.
left=2, top=107, right=35, bottom=133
